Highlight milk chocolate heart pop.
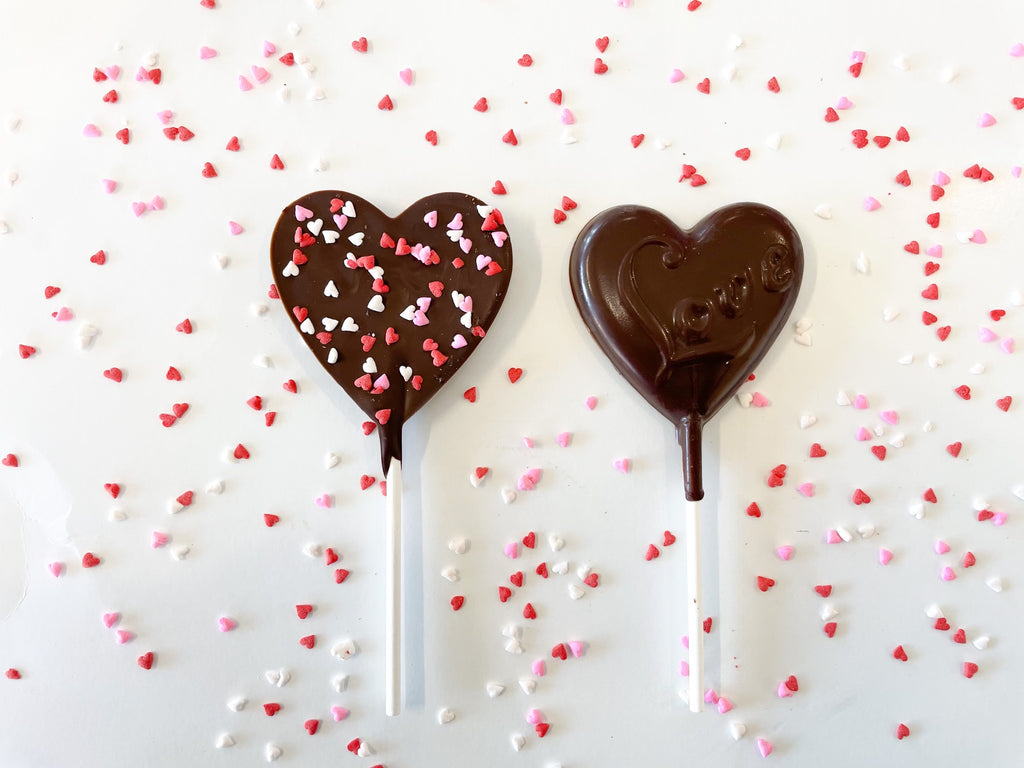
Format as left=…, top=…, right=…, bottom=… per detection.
left=271, top=190, right=513, bottom=715
left=570, top=202, right=803, bottom=711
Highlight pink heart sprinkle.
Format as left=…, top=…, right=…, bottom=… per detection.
left=681, top=635, right=689, bottom=649
left=669, top=68, right=685, bottom=83
left=835, top=96, right=853, bottom=109
left=504, top=542, right=519, bottom=558
left=475, top=254, right=492, bottom=271
left=777, top=681, right=793, bottom=698
left=757, top=738, right=773, bottom=758
left=199, top=46, right=217, bottom=60
left=978, top=327, right=998, bottom=343
left=218, top=617, right=237, bottom=632
left=613, top=458, right=631, bottom=473
left=1012, top=166, right=1022, bottom=179
left=102, top=612, right=120, bottom=628
left=940, top=566, right=956, bottom=581
left=751, top=392, right=770, bottom=407
left=825, top=529, right=841, bottom=544
left=999, top=337, right=1015, bottom=354
left=447, top=213, right=463, bottom=230
left=105, top=65, right=120, bottom=80
left=556, top=432, right=571, bottom=447
left=568, top=640, right=584, bottom=658
left=879, top=548, right=893, bottom=565
left=423, top=210, right=437, bottom=228
left=131, top=201, right=147, bottom=217
left=933, top=171, right=951, bottom=185
left=416, top=297, right=432, bottom=312
left=228, top=221, right=243, bottom=235
left=399, top=67, right=413, bottom=85
left=82, top=123, right=101, bottom=138
left=238, top=75, right=253, bottom=91
left=315, top=494, right=330, bottom=508
left=1011, top=42, right=1024, bottom=57
left=333, top=214, right=348, bottom=230
left=560, top=108, right=575, bottom=125
left=992, top=512, right=1007, bottom=526
left=295, top=205, right=314, bottom=222
left=850, top=50, right=866, bottom=63
left=148, top=195, right=165, bottom=211
left=863, top=196, right=881, bottom=211
left=926, top=244, right=943, bottom=257
left=135, top=66, right=148, bottom=82
left=680, top=660, right=690, bottom=676
left=531, top=659, right=546, bottom=676
left=585, top=396, right=597, bottom=410
left=880, top=410, right=898, bottom=424
left=716, top=697, right=733, bottom=714
left=151, top=531, right=168, bottom=548
left=330, top=706, right=349, bottom=721
left=491, top=231, right=508, bottom=247
left=855, top=426, right=871, bottom=441
left=797, top=482, right=815, bottom=497
left=412, top=310, right=429, bottom=327
left=969, top=229, right=987, bottom=244
left=48, top=562, right=63, bottom=578
left=54, top=307, right=73, bottom=322
left=853, top=394, right=868, bottom=409
left=978, top=112, right=996, bottom=127
left=459, top=238, right=472, bottom=254
left=102, top=179, right=117, bottom=194
left=526, top=708, right=543, bottom=725
left=522, top=437, right=534, bottom=449
left=777, top=545, right=793, bottom=560
left=116, top=629, right=134, bottom=644
left=156, top=110, right=173, bottom=124
left=934, top=540, right=950, bottom=554
left=451, top=334, right=467, bottom=349
left=458, top=296, right=472, bottom=312
left=704, top=688, right=719, bottom=705
left=263, top=40, right=276, bottom=57
left=251, top=65, right=270, bottom=84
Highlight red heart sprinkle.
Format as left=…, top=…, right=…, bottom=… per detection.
left=954, top=385, right=971, bottom=400
left=745, top=502, right=761, bottom=517
left=501, top=129, right=517, bottom=145
left=766, top=76, right=780, bottom=92
left=904, top=240, right=919, bottom=254
left=159, top=414, right=176, bottom=427
left=270, top=154, right=284, bottom=170
left=551, top=643, right=567, bottom=660
left=996, top=396, right=1012, bottom=411
left=663, top=530, right=677, bottom=545
left=735, top=147, right=751, bottom=160
left=873, top=135, right=890, bottom=148
left=553, top=209, right=567, bottom=224
left=172, top=403, right=189, bottom=418
left=347, top=739, right=361, bottom=753
left=703, top=617, right=713, bottom=633
left=809, top=443, right=827, bottom=458
left=814, top=585, right=832, bottom=598
left=824, top=107, right=839, bottom=122
left=871, top=445, right=886, bottom=461
left=930, top=184, right=944, bottom=201
left=535, top=723, right=550, bottom=738
left=378, top=94, right=394, bottom=111
left=507, top=367, right=523, bottom=383
left=104, top=483, right=121, bottom=499
left=335, top=568, right=349, bottom=583
left=1013, top=97, right=1024, bottom=110
left=924, top=261, right=939, bottom=276
left=977, top=509, right=994, bottom=522
left=894, top=169, right=911, bottom=186
left=522, top=531, right=535, bottom=548
left=450, top=595, right=464, bottom=611
left=473, top=97, right=488, bottom=112
left=375, top=409, right=391, bottom=424
left=103, top=368, right=123, bottom=382
left=934, top=618, right=949, bottom=630
left=893, top=645, right=908, bottom=661
left=359, top=475, right=375, bottom=491
left=265, top=412, right=276, bottom=427
left=852, top=488, right=871, bottom=505
left=517, top=54, right=533, bottom=67
left=921, top=311, right=937, bottom=325
left=282, top=379, right=298, bottom=393
left=463, top=387, right=477, bottom=403
left=963, top=662, right=978, bottom=678
left=176, top=491, right=194, bottom=507
left=324, top=548, right=339, bottom=565
left=5, top=668, right=20, bottom=680
left=1, top=454, right=18, bottom=468
left=990, top=309, right=1006, bottom=321
left=90, top=249, right=107, bottom=265
left=233, top=444, right=250, bottom=460
left=176, top=125, right=194, bottom=141
left=93, top=67, right=107, bottom=81
left=163, top=126, right=179, bottom=140
left=351, top=37, right=368, bottom=53
left=201, top=162, right=217, bottom=178
left=923, top=488, right=937, bottom=503
left=896, top=723, right=910, bottom=740
left=225, top=136, right=240, bottom=151
left=823, top=622, right=837, bottom=638
left=936, top=325, right=951, bottom=341
left=926, top=212, right=940, bottom=228
left=279, top=52, right=295, bottom=66
left=766, top=473, right=783, bottom=488
left=946, top=441, right=962, bottom=458
left=583, top=573, right=599, bottom=588
left=295, top=604, right=313, bottom=619
left=510, top=571, right=523, bottom=587
left=952, top=628, right=967, bottom=643
left=82, top=553, right=100, bottom=568
left=645, top=544, right=660, bottom=561
left=491, top=180, right=506, bottom=194
left=921, top=284, right=938, bottom=300
left=594, top=58, right=609, bottom=75
left=696, top=77, right=710, bottom=94
left=849, top=62, right=862, bottom=77
left=549, top=89, right=562, bottom=105
left=264, top=703, right=281, bottom=716
left=896, top=126, right=910, bottom=141
left=498, top=586, right=512, bottom=602
left=680, top=164, right=696, bottom=179
left=523, top=603, right=536, bottom=619
left=595, top=36, right=609, bottom=52
left=784, top=675, right=798, bottom=692
left=264, top=513, right=279, bottom=527
left=176, top=318, right=193, bottom=334
left=536, top=563, right=548, bottom=578
left=137, top=652, right=154, bottom=670
left=756, top=576, right=775, bottom=592
left=304, top=719, right=319, bottom=735
left=424, top=130, right=438, bottom=145
left=630, top=134, right=645, bottom=148
left=299, top=635, right=315, bottom=649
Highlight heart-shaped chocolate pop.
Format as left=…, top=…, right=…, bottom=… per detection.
left=271, top=191, right=513, bottom=470
left=570, top=203, right=803, bottom=500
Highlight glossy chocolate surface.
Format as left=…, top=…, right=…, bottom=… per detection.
left=570, top=203, right=803, bottom=500
left=271, top=190, right=513, bottom=471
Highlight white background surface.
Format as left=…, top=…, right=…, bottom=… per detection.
left=1, top=0, right=1023, bottom=765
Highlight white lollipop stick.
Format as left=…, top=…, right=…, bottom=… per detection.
left=686, top=498, right=703, bottom=712
left=385, top=457, right=402, bottom=716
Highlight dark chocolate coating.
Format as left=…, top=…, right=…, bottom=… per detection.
left=271, top=191, right=513, bottom=471
left=570, top=203, right=803, bottom=501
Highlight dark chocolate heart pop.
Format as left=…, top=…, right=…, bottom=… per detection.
left=271, top=190, right=513, bottom=716
left=570, top=202, right=802, bottom=712
left=270, top=190, right=513, bottom=470
left=570, top=202, right=803, bottom=501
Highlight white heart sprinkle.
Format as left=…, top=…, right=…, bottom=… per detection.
left=765, top=132, right=782, bottom=150
left=1013, top=485, right=1024, bottom=501
left=799, top=413, right=817, bottom=429
left=341, top=316, right=358, bottom=331
left=973, top=635, right=991, bottom=650
left=549, top=535, right=565, bottom=551
left=510, top=734, right=526, bottom=752
left=368, top=266, right=384, bottom=279
left=348, top=232, right=364, bottom=246
left=264, top=669, right=281, bottom=686
left=897, top=354, right=914, bottom=365
left=476, top=205, right=492, bottom=218
left=925, top=603, right=944, bottom=619
left=793, top=331, right=812, bottom=346
left=362, top=357, right=377, bottom=374
left=171, top=545, right=190, bottom=560
left=327, top=348, right=338, bottom=364
left=938, top=66, right=958, bottom=83
left=969, top=362, right=985, bottom=375
left=568, top=584, right=584, bottom=600
left=461, top=312, right=472, bottom=328
left=1009, top=290, right=1023, bottom=307
left=836, top=389, right=852, bottom=406
left=889, top=432, right=906, bottom=448
left=307, top=218, right=323, bottom=236
left=300, top=318, right=315, bottom=334
left=814, top=203, right=832, bottom=219
left=721, top=63, right=736, bottom=81
left=215, top=734, right=235, bottom=749
left=821, top=605, right=839, bottom=621
left=446, top=229, right=463, bottom=242
left=469, top=471, right=484, bottom=488
left=322, top=231, right=339, bottom=244
left=855, top=252, right=870, bottom=274
left=227, top=697, right=247, bottom=712
left=729, top=721, right=747, bottom=740
left=253, top=354, right=272, bottom=367
left=561, top=128, right=578, bottom=145
left=331, top=638, right=357, bottom=659
left=251, top=303, right=268, bottom=316
left=892, top=54, right=909, bottom=70
left=501, top=488, right=517, bottom=504
left=399, top=366, right=412, bottom=381
left=399, top=305, right=415, bottom=321
left=736, top=392, right=753, bottom=408
left=986, top=576, right=1004, bottom=593
left=883, top=307, right=900, bottom=322
left=367, top=295, right=385, bottom=312
left=302, top=543, right=323, bottom=558
left=551, top=560, right=569, bottom=575
left=452, top=291, right=465, bottom=307
left=109, top=508, right=127, bottom=522
left=873, top=424, right=885, bottom=437
left=504, top=638, right=523, bottom=654
left=501, top=624, right=522, bottom=639
left=264, top=743, right=282, bottom=762
left=836, top=526, right=853, bottom=542
left=333, top=673, right=349, bottom=692
left=206, top=479, right=225, bottom=494
left=518, top=678, right=536, bottom=694
left=282, top=261, right=299, bottom=277
left=486, top=682, right=505, bottom=698
left=922, top=420, right=934, bottom=432
left=576, top=563, right=592, bottom=580
left=795, top=317, right=813, bottom=333
left=322, top=317, right=339, bottom=331
left=78, top=324, right=99, bottom=349
left=356, top=742, right=373, bottom=757
left=441, top=567, right=459, bottom=582
left=342, top=201, right=355, bottom=217
left=927, top=354, right=943, bottom=368
left=448, top=537, right=468, bottom=554
left=654, top=137, right=671, bottom=150
left=908, top=502, right=924, bottom=519
left=213, top=252, right=229, bottom=269
left=857, top=523, right=876, bottom=538
left=437, top=708, right=455, bottom=724
left=324, top=452, right=340, bottom=469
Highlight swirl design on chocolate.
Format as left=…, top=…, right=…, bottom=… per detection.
left=271, top=191, right=513, bottom=471
left=570, top=203, right=803, bottom=500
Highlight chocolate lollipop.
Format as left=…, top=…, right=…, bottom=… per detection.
left=271, top=190, right=513, bottom=715
left=570, top=202, right=803, bottom=710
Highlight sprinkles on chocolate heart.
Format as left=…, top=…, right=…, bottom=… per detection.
left=271, top=191, right=513, bottom=470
